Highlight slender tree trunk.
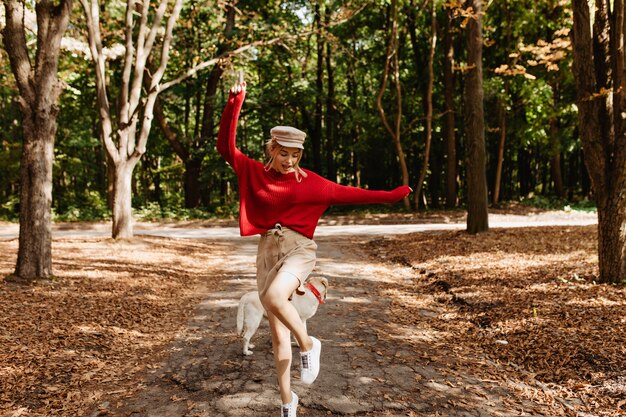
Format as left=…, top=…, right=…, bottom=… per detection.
left=3, top=0, right=73, bottom=279
left=325, top=14, right=337, bottom=182
left=549, top=121, right=565, bottom=198
left=153, top=96, right=203, bottom=207
left=184, top=160, right=202, bottom=207
left=518, top=148, right=531, bottom=196
left=549, top=82, right=565, bottom=198
left=492, top=91, right=507, bottom=205
left=313, top=0, right=324, bottom=173
left=571, top=0, right=626, bottom=283
left=443, top=5, right=458, bottom=208
left=377, top=0, right=410, bottom=209
left=414, top=0, right=436, bottom=207
left=464, top=0, right=489, bottom=234
left=347, top=43, right=362, bottom=187
left=190, top=0, right=238, bottom=207
left=492, top=0, right=512, bottom=207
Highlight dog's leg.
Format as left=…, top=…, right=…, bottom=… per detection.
left=242, top=312, right=264, bottom=356
left=242, top=324, right=258, bottom=356
left=243, top=334, right=253, bottom=356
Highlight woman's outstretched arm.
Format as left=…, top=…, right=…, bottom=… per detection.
left=325, top=180, right=412, bottom=205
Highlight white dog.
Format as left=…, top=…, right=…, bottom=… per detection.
left=236, top=276, right=329, bottom=356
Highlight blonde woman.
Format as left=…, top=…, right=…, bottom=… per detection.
left=217, top=80, right=411, bottom=417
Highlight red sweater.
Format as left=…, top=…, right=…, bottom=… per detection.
left=217, top=90, right=411, bottom=239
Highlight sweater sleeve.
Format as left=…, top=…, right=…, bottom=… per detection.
left=216, top=90, right=246, bottom=170
left=326, top=182, right=411, bottom=205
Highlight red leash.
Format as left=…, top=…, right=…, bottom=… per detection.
left=305, top=282, right=325, bottom=304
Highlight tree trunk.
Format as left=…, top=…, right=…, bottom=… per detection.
left=325, top=15, right=337, bottom=182
left=464, top=0, right=489, bottom=234
left=549, top=126, right=565, bottom=198
left=194, top=0, right=239, bottom=160
left=3, top=0, right=73, bottom=279
left=184, top=159, right=202, bottom=208
left=571, top=0, right=626, bottom=283
left=347, top=44, right=362, bottom=187
left=493, top=0, right=513, bottom=207
left=443, top=5, right=458, bottom=208
left=518, top=148, right=531, bottom=196
left=377, top=0, right=410, bottom=209
left=492, top=93, right=507, bottom=205
left=414, top=0, right=436, bottom=207
left=313, top=0, right=324, bottom=174
left=112, top=161, right=135, bottom=239
left=549, top=83, right=565, bottom=198
left=15, top=115, right=55, bottom=278
left=597, top=203, right=626, bottom=282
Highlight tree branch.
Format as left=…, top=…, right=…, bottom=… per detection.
left=160, top=6, right=363, bottom=91
left=133, top=0, right=183, bottom=163
left=119, top=0, right=135, bottom=127
left=3, top=1, right=35, bottom=106
left=79, top=0, right=119, bottom=163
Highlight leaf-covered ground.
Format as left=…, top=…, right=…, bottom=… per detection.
left=1, top=215, right=624, bottom=416
left=0, top=237, right=231, bottom=417
left=360, top=225, right=626, bottom=416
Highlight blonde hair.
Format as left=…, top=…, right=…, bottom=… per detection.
left=264, top=138, right=308, bottom=182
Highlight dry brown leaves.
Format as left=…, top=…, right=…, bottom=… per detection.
left=360, top=225, right=625, bottom=417
left=0, top=237, right=229, bottom=417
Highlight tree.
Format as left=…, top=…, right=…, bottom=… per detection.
left=413, top=0, right=437, bottom=208
left=377, top=0, right=410, bottom=209
left=443, top=2, right=458, bottom=208
left=490, top=0, right=513, bottom=206
left=571, top=0, right=626, bottom=283
left=463, top=0, right=489, bottom=233
left=80, top=0, right=183, bottom=238
left=2, top=0, right=73, bottom=279
left=313, top=0, right=324, bottom=173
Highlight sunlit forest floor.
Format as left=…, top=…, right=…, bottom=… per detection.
left=359, top=224, right=625, bottom=416
left=0, top=208, right=623, bottom=416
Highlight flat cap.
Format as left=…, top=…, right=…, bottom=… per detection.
left=270, top=126, right=306, bottom=149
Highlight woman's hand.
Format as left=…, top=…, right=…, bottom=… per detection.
left=230, top=81, right=246, bottom=95
left=394, top=185, right=413, bottom=199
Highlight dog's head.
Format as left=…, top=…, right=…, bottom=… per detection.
left=306, top=276, right=329, bottom=302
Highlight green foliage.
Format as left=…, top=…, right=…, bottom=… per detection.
left=52, top=191, right=110, bottom=222
left=0, top=195, right=20, bottom=221
left=133, top=202, right=238, bottom=221
left=520, top=194, right=597, bottom=212
left=0, top=0, right=591, bottom=220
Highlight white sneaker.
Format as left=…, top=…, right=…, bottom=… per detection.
left=300, top=337, right=321, bottom=384
left=281, top=391, right=298, bottom=417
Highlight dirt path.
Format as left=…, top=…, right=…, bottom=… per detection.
left=98, top=235, right=553, bottom=417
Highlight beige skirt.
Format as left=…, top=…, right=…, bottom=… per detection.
left=256, top=224, right=317, bottom=298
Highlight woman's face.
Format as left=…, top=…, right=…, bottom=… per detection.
left=271, top=146, right=301, bottom=174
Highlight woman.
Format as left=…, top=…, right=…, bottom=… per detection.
left=217, top=80, right=411, bottom=417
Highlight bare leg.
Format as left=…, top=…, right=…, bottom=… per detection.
left=267, top=311, right=295, bottom=404
left=261, top=271, right=313, bottom=352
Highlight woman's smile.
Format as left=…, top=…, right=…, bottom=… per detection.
left=272, top=147, right=301, bottom=174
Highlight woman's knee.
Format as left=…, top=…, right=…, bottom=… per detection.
left=261, top=287, right=285, bottom=312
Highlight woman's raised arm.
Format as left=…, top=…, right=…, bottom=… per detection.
left=216, top=81, right=247, bottom=167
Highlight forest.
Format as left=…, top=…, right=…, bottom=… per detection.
left=0, top=0, right=587, bottom=222
left=1, top=2, right=626, bottom=416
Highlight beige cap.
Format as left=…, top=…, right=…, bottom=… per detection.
left=270, top=126, right=306, bottom=149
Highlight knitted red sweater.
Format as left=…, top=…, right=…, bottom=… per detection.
left=217, top=90, right=411, bottom=239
